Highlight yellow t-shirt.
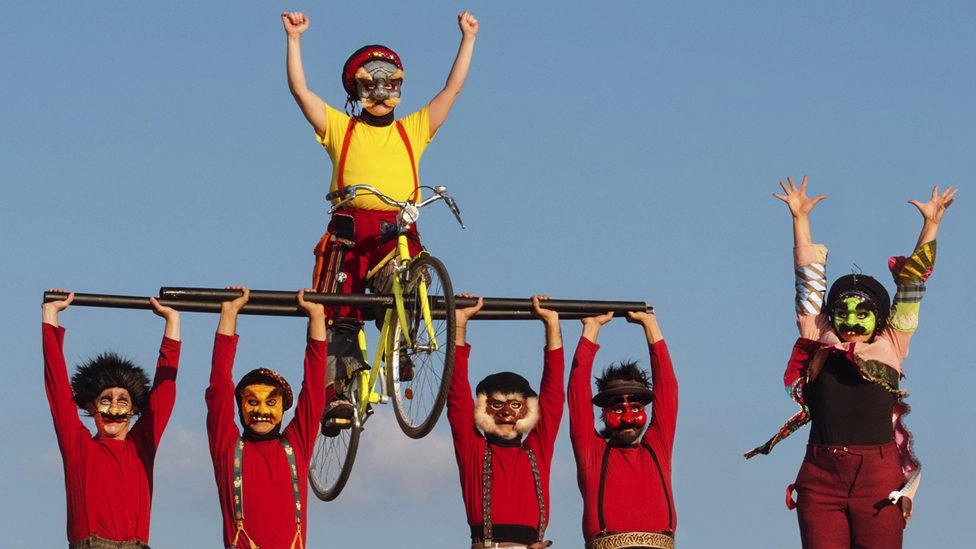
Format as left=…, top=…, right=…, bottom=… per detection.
left=317, top=104, right=432, bottom=211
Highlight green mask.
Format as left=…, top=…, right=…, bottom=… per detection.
left=832, top=296, right=877, bottom=339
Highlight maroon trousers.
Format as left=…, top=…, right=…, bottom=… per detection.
left=794, top=442, right=905, bottom=549
left=313, top=207, right=421, bottom=320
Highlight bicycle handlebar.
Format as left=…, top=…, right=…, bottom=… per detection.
left=327, top=184, right=465, bottom=229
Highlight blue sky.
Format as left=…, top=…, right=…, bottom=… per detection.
left=2, top=1, right=974, bottom=547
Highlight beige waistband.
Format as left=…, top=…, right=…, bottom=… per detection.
left=586, top=531, right=674, bottom=549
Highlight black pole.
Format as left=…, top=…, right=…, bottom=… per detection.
left=45, top=289, right=652, bottom=319
left=43, top=291, right=302, bottom=316
left=159, top=287, right=652, bottom=314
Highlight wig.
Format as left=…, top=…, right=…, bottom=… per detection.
left=593, top=360, right=654, bottom=407
left=71, top=352, right=150, bottom=414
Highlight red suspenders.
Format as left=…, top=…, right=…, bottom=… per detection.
left=336, top=117, right=419, bottom=202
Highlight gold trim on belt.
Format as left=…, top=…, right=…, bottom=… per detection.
left=586, top=531, right=674, bottom=549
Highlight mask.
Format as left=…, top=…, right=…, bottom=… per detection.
left=90, top=387, right=134, bottom=440
left=240, top=383, right=284, bottom=435
left=474, top=392, right=539, bottom=440
left=832, top=295, right=878, bottom=342
left=601, top=395, right=647, bottom=446
left=355, top=59, right=403, bottom=109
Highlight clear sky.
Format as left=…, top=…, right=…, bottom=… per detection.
left=3, top=1, right=974, bottom=547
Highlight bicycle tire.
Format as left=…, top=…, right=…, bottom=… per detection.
left=388, top=255, right=456, bottom=439
left=308, top=375, right=363, bottom=501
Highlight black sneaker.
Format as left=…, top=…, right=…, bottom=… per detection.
left=321, top=399, right=355, bottom=437
left=329, top=320, right=370, bottom=378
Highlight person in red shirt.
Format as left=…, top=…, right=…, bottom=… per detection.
left=42, top=290, right=181, bottom=549
left=449, top=295, right=563, bottom=548
left=568, top=310, right=678, bottom=549
left=206, top=287, right=327, bottom=549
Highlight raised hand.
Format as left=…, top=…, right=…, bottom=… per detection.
left=532, top=295, right=562, bottom=350
left=773, top=175, right=826, bottom=219
left=457, top=11, right=479, bottom=38
left=217, top=286, right=249, bottom=336
left=297, top=288, right=326, bottom=320
left=456, top=292, right=484, bottom=329
left=909, top=185, right=958, bottom=226
left=150, top=297, right=181, bottom=341
left=222, top=286, right=250, bottom=314
left=281, top=11, right=309, bottom=36
left=627, top=310, right=663, bottom=344
left=150, top=297, right=178, bottom=322
left=42, top=288, right=74, bottom=326
left=532, top=295, right=559, bottom=325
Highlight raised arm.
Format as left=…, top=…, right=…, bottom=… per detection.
left=532, top=295, right=563, bottom=350
left=580, top=310, right=614, bottom=344
left=216, top=286, right=249, bottom=336
left=885, top=186, right=958, bottom=339
left=449, top=293, right=483, bottom=448
left=297, top=288, right=327, bottom=342
left=136, top=298, right=182, bottom=448
left=626, top=310, right=662, bottom=344
left=909, top=185, right=957, bottom=248
left=427, top=11, right=478, bottom=136
left=207, top=287, right=249, bottom=454
left=568, top=313, right=612, bottom=452
left=283, top=12, right=328, bottom=136
left=776, top=176, right=829, bottom=326
left=42, top=289, right=74, bottom=327
left=454, top=292, right=483, bottom=347
left=150, top=297, right=180, bottom=341
left=42, top=290, right=85, bottom=443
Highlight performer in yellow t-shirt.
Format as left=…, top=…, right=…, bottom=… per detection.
left=282, top=10, right=478, bottom=430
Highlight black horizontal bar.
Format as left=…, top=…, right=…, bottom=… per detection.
left=45, top=289, right=652, bottom=320
left=159, top=287, right=651, bottom=314
left=43, top=292, right=302, bottom=316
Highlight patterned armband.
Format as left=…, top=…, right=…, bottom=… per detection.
left=889, top=241, right=936, bottom=284
left=795, top=262, right=826, bottom=315
left=890, top=283, right=925, bottom=332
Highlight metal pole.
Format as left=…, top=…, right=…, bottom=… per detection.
left=43, top=291, right=302, bottom=316
left=159, top=287, right=652, bottom=314
left=45, top=289, right=652, bottom=319
left=160, top=287, right=395, bottom=307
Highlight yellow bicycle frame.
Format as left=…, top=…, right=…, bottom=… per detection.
left=350, top=231, right=438, bottom=419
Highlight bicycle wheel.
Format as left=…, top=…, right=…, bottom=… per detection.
left=388, top=255, right=456, bottom=439
left=308, top=375, right=363, bottom=501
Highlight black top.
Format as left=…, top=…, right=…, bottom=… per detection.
left=806, top=352, right=895, bottom=445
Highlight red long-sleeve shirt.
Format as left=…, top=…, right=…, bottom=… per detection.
left=206, top=333, right=326, bottom=549
left=43, top=323, right=181, bottom=544
left=568, top=337, right=678, bottom=540
left=447, top=343, right=564, bottom=541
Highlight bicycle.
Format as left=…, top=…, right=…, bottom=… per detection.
left=308, top=183, right=464, bottom=501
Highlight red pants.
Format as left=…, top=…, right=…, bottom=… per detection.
left=794, top=442, right=905, bottom=549
left=312, top=207, right=421, bottom=321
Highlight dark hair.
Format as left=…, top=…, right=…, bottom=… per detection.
left=596, top=361, right=650, bottom=392
left=71, top=352, right=150, bottom=413
left=826, top=273, right=891, bottom=333
left=592, top=361, right=654, bottom=407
